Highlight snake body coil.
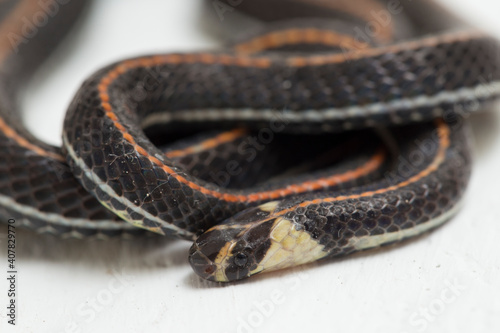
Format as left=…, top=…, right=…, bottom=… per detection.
left=0, top=0, right=499, bottom=282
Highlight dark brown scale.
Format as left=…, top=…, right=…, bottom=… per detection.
left=278, top=121, right=471, bottom=257
left=0, top=0, right=384, bottom=237
left=163, top=130, right=383, bottom=190
left=62, top=28, right=498, bottom=238
left=0, top=0, right=497, bottom=247
left=0, top=0, right=145, bottom=238
left=63, top=0, right=435, bottom=238
left=188, top=120, right=473, bottom=281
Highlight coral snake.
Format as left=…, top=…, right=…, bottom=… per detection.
left=0, top=0, right=499, bottom=282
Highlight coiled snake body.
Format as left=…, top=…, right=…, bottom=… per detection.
left=0, top=0, right=499, bottom=282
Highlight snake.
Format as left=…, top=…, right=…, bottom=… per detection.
left=0, top=0, right=499, bottom=282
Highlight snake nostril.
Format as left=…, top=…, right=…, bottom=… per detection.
left=204, top=265, right=216, bottom=275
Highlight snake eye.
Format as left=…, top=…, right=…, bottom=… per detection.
left=233, top=253, right=248, bottom=268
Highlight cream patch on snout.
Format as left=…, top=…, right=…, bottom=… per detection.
left=251, top=217, right=328, bottom=275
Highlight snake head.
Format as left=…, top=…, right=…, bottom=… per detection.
left=189, top=201, right=328, bottom=282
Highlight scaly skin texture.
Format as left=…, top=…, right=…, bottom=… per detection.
left=0, top=0, right=495, bottom=281
left=62, top=31, right=498, bottom=239
left=0, top=0, right=140, bottom=238
left=189, top=120, right=472, bottom=282
left=0, top=0, right=394, bottom=238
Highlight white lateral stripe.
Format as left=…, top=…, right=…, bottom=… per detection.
left=0, top=193, right=135, bottom=230
left=349, top=200, right=464, bottom=251
left=62, top=134, right=194, bottom=238
left=141, top=81, right=500, bottom=127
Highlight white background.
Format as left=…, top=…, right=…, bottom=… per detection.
left=1, top=0, right=500, bottom=332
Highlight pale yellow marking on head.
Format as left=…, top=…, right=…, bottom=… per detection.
left=212, top=241, right=237, bottom=282
left=251, top=218, right=328, bottom=275
left=297, top=232, right=310, bottom=244
left=270, top=217, right=290, bottom=242
left=282, top=236, right=297, bottom=251
left=259, top=201, right=280, bottom=213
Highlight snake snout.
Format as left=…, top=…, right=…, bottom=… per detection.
left=188, top=226, right=247, bottom=282
left=188, top=244, right=218, bottom=281
left=189, top=206, right=284, bottom=282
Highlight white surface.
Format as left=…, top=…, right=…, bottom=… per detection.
left=1, top=0, right=500, bottom=332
